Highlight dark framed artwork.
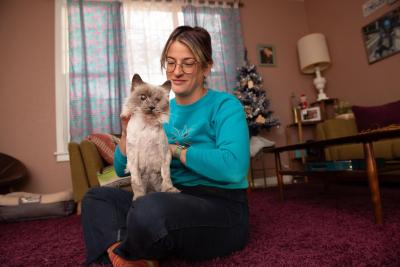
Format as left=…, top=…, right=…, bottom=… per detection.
left=257, top=44, right=276, bottom=66
left=362, top=7, right=400, bottom=64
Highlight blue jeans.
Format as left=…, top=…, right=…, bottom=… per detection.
left=81, top=185, right=249, bottom=265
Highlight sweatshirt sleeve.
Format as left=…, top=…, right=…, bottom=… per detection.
left=185, top=97, right=250, bottom=184
left=114, top=145, right=128, bottom=177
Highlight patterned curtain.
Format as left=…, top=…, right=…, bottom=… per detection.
left=182, top=4, right=245, bottom=92
left=67, top=0, right=128, bottom=142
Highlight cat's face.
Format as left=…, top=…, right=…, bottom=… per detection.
left=125, top=74, right=171, bottom=124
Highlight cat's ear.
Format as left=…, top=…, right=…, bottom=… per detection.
left=161, top=80, right=171, bottom=92
left=131, top=74, right=144, bottom=91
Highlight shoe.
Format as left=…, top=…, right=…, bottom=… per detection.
left=107, top=242, right=159, bottom=267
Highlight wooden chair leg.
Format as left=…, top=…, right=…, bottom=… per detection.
left=274, top=151, right=284, bottom=201
left=76, top=201, right=82, bottom=215
left=261, top=152, right=267, bottom=188
left=247, top=167, right=253, bottom=192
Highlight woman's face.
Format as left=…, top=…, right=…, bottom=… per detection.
left=165, top=41, right=211, bottom=103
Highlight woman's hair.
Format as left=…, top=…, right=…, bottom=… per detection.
left=160, top=26, right=213, bottom=70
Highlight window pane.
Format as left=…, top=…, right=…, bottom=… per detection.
left=123, top=1, right=184, bottom=85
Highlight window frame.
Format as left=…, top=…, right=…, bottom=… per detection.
left=55, top=0, right=70, bottom=162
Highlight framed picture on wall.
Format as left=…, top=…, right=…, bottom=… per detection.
left=362, top=7, right=400, bottom=64
left=300, top=107, right=321, bottom=122
left=257, top=44, right=276, bottom=66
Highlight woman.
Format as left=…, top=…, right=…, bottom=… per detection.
left=81, top=26, right=250, bottom=266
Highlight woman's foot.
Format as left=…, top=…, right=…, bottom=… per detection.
left=107, top=242, right=159, bottom=267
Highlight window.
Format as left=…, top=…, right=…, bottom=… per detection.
left=55, top=0, right=244, bottom=162
left=55, top=0, right=184, bottom=161
left=123, top=0, right=184, bottom=84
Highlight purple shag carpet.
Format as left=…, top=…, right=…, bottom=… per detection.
left=1, top=182, right=400, bottom=267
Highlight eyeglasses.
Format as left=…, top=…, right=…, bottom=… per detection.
left=164, top=59, right=198, bottom=74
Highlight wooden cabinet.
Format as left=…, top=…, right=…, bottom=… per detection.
left=287, top=98, right=338, bottom=144
left=310, top=98, right=338, bottom=121
left=285, top=98, right=338, bottom=168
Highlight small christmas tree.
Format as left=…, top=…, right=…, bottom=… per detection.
left=234, top=61, right=280, bottom=136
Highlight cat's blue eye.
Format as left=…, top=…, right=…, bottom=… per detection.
left=140, top=95, right=147, bottom=101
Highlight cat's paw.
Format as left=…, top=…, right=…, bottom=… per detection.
left=166, top=186, right=180, bottom=193
left=161, top=182, right=180, bottom=193
left=132, top=188, right=145, bottom=200
left=132, top=193, right=144, bottom=201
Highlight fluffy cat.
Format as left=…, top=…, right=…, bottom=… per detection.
left=121, top=74, right=179, bottom=200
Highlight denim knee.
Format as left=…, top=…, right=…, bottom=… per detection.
left=115, top=193, right=171, bottom=260
left=128, top=193, right=170, bottom=242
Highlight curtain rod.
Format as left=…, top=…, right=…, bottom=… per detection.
left=129, top=0, right=244, bottom=8
left=184, top=0, right=244, bottom=8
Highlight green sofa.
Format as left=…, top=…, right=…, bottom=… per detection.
left=315, top=118, right=400, bottom=161
left=68, top=140, right=104, bottom=206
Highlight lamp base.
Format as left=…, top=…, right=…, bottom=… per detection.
left=317, top=91, right=328, bottom=101
left=313, top=69, right=328, bottom=102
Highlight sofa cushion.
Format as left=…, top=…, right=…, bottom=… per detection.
left=68, top=142, right=90, bottom=202
left=316, top=119, right=358, bottom=161
left=80, top=140, right=104, bottom=188
left=85, top=133, right=119, bottom=165
left=352, top=100, right=400, bottom=132
left=316, top=118, right=398, bottom=161
left=322, top=118, right=358, bottom=139
left=336, top=140, right=394, bottom=160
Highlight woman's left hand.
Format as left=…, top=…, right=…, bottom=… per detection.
left=169, top=144, right=187, bottom=165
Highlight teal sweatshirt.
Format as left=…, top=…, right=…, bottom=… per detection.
left=114, top=89, right=250, bottom=189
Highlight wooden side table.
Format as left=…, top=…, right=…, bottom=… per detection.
left=311, top=98, right=338, bottom=120
left=285, top=98, right=338, bottom=170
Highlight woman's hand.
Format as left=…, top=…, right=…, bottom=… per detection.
left=119, top=115, right=130, bottom=155
left=169, top=144, right=187, bottom=166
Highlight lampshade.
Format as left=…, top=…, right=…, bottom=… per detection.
left=297, top=33, right=331, bottom=74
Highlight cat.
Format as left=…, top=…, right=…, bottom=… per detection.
left=121, top=74, right=179, bottom=200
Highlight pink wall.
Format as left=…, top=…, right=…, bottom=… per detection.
left=304, top=0, right=400, bottom=105
left=0, top=0, right=71, bottom=193
left=1, top=0, right=399, bottom=193
left=240, top=0, right=312, bottom=150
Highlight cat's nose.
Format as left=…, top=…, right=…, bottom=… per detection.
left=149, top=106, right=155, bottom=111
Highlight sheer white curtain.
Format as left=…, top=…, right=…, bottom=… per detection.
left=122, top=0, right=184, bottom=86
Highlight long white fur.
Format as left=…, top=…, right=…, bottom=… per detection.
left=121, top=74, right=179, bottom=200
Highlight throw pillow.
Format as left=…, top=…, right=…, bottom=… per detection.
left=86, top=133, right=120, bottom=165
left=351, top=100, right=400, bottom=132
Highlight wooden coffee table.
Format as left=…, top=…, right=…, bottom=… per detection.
left=272, top=127, right=400, bottom=224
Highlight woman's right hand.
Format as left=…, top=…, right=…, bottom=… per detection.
left=119, top=115, right=131, bottom=155
left=120, top=115, right=130, bottom=137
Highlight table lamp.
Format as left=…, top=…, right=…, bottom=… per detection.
left=297, top=33, right=331, bottom=101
